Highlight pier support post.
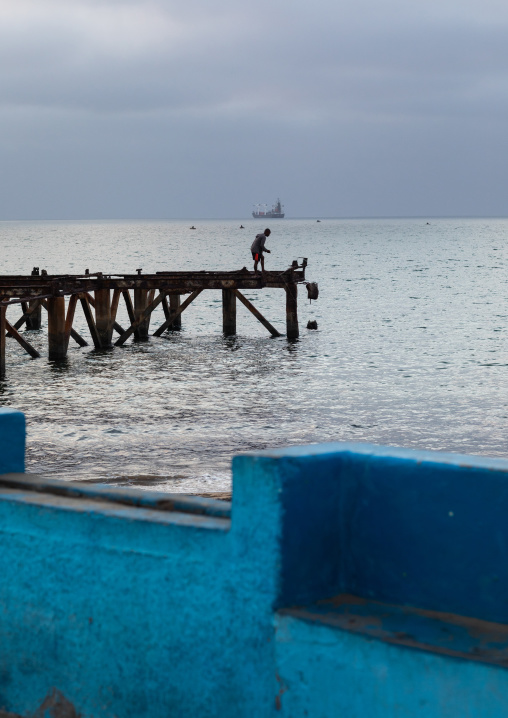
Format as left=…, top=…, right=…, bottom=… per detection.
left=26, top=300, right=42, bottom=330
left=94, top=289, right=112, bottom=347
left=47, top=297, right=67, bottom=360
left=285, top=283, right=299, bottom=339
left=27, top=267, right=42, bottom=330
left=0, top=306, right=5, bottom=377
left=170, top=294, right=182, bottom=330
left=222, top=289, right=236, bottom=335
left=161, top=292, right=170, bottom=321
left=134, top=289, right=149, bottom=341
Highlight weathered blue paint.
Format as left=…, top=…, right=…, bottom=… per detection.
left=0, top=409, right=24, bottom=474
left=2, top=419, right=508, bottom=717
left=243, top=443, right=508, bottom=617
left=262, top=443, right=508, bottom=715
left=279, top=594, right=508, bottom=666
left=275, top=613, right=508, bottom=718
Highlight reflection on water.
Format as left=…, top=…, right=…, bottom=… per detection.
left=48, top=358, right=71, bottom=373
left=1, top=217, right=508, bottom=492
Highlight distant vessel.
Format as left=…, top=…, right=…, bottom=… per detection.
left=252, top=199, right=285, bottom=219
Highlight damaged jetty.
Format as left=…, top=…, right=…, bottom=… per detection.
left=0, top=260, right=316, bottom=375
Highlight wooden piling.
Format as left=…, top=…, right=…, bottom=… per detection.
left=27, top=267, right=42, bottom=330
left=0, top=306, right=5, bottom=377
left=134, top=289, right=149, bottom=341
left=222, top=289, right=236, bottom=335
left=170, top=294, right=182, bottom=330
left=285, top=282, right=299, bottom=339
left=27, top=300, right=42, bottom=330
left=47, top=297, right=67, bottom=359
left=161, top=292, right=171, bottom=321
left=79, top=295, right=102, bottom=350
left=94, top=289, right=112, bottom=347
left=86, top=292, right=125, bottom=336
left=41, top=299, right=88, bottom=348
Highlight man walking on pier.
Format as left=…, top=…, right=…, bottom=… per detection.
left=251, top=228, right=271, bottom=275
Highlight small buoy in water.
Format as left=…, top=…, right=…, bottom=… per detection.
left=240, top=225, right=244, bottom=228
left=190, top=226, right=196, bottom=229
left=317, top=219, right=321, bottom=222
left=307, top=320, right=318, bottom=330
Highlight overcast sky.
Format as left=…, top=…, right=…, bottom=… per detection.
left=1, top=0, right=507, bottom=219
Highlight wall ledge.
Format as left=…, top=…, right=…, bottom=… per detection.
left=278, top=593, right=508, bottom=668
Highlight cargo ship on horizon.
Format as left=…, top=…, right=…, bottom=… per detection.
left=252, top=199, right=285, bottom=218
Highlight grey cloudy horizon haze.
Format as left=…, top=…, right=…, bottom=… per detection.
left=1, top=0, right=508, bottom=219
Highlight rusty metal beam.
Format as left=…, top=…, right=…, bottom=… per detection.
left=47, top=297, right=67, bottom=360
left=122, top=290, right=135, bottom=327
left=232, top=289, right=281, bottom=338
left=0, top=266, right=306, bottom=302
left=153, top=290, right=203, bottom=337
left=41, top=299, right=88, bottom=348
left=161, top=292, right=170, bottom=320
left=6, top=299, right=43, bottom=336
left=85, top=292, right=126, bottom=336
left=0, top=306, right=6, bottom=376
left=27, top=298, right=42, bottom=330
left=95, top=288, right=113, bottom=347
left=222, top=289, right=236, bottom=335
left=5, top=320, right=41, bottom=359
left=79, top=295, right=102, bottom=349
left=285, top=282, right=299, bottom=339
left=115, top=291, right=166, bottom=346
left=64, top=294, right=79, bottom=351
left=169, top=294, right=182, bottom=330
left=110, top=289, right=121, bottom=332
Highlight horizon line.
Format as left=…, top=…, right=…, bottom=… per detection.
left=1, top=214, right=508, bottom=223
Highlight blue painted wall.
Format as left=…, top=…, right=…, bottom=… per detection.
left=1, top=414, right=508, bottom=716
left=0, top=475, right=279, bottom=715
left=275, top=613, right=508, bottom=718
left=256, top=443, right=508, bottom=621
left=0, top=408, right=24, bottom=474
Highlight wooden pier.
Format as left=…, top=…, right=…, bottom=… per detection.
left=0, top=260, right=310, bottom=375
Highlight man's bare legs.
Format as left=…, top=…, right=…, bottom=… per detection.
left=253, top=254, right=265, bottom=275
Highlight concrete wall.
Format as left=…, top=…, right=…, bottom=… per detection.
left=261, top=443, right=508, bottom=716
left=1, top=410, right=508, bottom=716
left=275, top=614, right=508, bottom=718
left=0, top=409, right=24, bottom=474
left=0, top=450, right=278, bottom=715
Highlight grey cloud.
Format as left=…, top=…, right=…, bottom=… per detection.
left=0, top=3, right=507, bottom=126
left=1, top=0, right=508, bottom=218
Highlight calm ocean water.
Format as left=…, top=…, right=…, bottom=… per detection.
left=1, top=217, right=508, bottom=493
